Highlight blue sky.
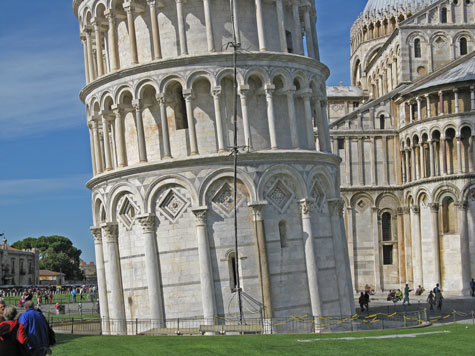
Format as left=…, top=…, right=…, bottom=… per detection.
left=0, top=0, right=367, bottom=263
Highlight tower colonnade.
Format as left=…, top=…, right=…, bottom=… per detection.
left=75, top=0, right=320, bottom=85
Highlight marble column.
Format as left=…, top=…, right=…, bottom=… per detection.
left=425, top=94, right=431, bottom=118
left=176, top=0, right=188, bottom=55
left=403, top=207, right=414, bottom=282
left=101, top=113, right=113, bottom=171
left=148, top=0, right=163, bottom=59
left=302, top=93, right=315, bottom=150
left=249, top=203, right=273, bottom=323
left=416, top=97, right=422, bottom=120
left=105, top=11, right=120, bottom=71
left=212, top=87, right=226, bottom=152
left=345, top=138, right=352, bottom=186
left=428, top=140, right=434, bottom=177
left=382, top=136, right=389, bottom=185
left=328, top=199, right=354, bottom=316
left=457, top=136, right=463, bottom=173
left=124, top=3, right=139, bottom=64
left=136, top=214, right=165, bottom=326
left=265, top=86, right=278, bottom=149
left=396, top=208, right=406, bottom=284
left=101, top=223, right=126, bottom=335
left=232, top=0, right=241, bottom=44
left=454, top=89, right=459, bottom=113
left=157, top=94, right=171, bottom=158
left=291, top=0, right=303, bottom=55
left=85, top=30, right=96, bottom=81
left=429, top=203, right=441, bottom=287
left=357, top=138, right=364, bottom=185
left=456, top=201, right=471, bottom=295
left=90, top=227, right=110, bottom=334
left=401, top=150, right=407, bottom=183
left=112, top=106, right=127, bottom=167
left=286, top=88, right=299, bottom=149
left=183, top=90, right=199, bottom=155
left=319, top=100, right=332, bottom=152
left=93, top=20, right=105, bottom=77
left=346, top=206, right=356, bottom=290
left=92, top=120, right=104, bottom=173
left=410, top=206, right=423, bottom=288
left=303, top=6, right=315, bottom=58
left=276, top=0, right=287, bottom=52
left=133, top=100, right=148, bottom=162
left=370, top=137, right=377, bottom=185
left=192, top=208, right=217, bottom=325
left=239, top=86, right=252, bottom=150
left=203, top=0, right=215, bottom=52
left=470, top=136, right=475, bottom=172
left=81, top=35, right=90, bottom=84
left=372, top=207, right=382, bottom=291
left=405, top=149, right=411, bottom=182
left=310, top=6, right=320, bottom=60
left=88, top=122, right=97, bottom=175
left=299, top=199, right=322, bottom=319
left=441, top=137, right=447, bottom=175
left=255, top=0, right=267, bottom=51
left=419, top=143, right=425, bottom=178
left=438, top=91, right=444, bottom=115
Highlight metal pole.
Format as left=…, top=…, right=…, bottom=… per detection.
left=229, top=0, right=243, bottom=326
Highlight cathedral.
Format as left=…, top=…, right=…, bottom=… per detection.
left=327, top=0, right=474, bottom=294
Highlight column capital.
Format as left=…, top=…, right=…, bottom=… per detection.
left=429, top=203, right=439, bottom=212
left=211, top=86, right=222, bottom=98
left=424, top=93, right=431, bottom=98
left=147, top=0, right=156, bottom=7
left=396, top=207, right=405, bottom=216
left=265, top=85, right=275, bottom=96
left=101, top=222, right=119, bottom=243
left=403, top=206, right=411, bottom=214
left=111, top=105, right=124, bottom=117
left=136, top=214, right=156, bottom=233
left=192, top=207, right=208, bottom=225
left=90, top=226, right=103, bottom=244
left=182, top=89, right=193, bottom=101
left=156, top=93, right=167, bottom=104
left=438, top=90, right=444, bottom=96
left=456, top=201, right=468, bottom=211
left=327, top=199, right=345, bottom=217
left=299, top=199, right=315, bottom=216
left=248, top=201, right=267, bottom=221
left=411, top=205, right=420, bottom=214
left=239, top=85, right=250, bottom=98
left=132, top=99, right=142, bottom=111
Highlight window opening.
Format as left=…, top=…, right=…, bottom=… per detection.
left=383, top=245, right=393, bottom=265
left=380, top=114, right=385, bottom=129
left=286, top=30, right=293, bottom=53
left=414, top=39, right=421, bottom=58
left=279, top=220, right=288, bottom=248
left=337, top=138, right=345, bottom=150
left=441, top=8, right=447, bottom=23
left=228, top=253, right=237, bottom=292
left=460, top=38, right=468, bottom=55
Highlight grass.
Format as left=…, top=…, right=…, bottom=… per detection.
left=47, top=314, right=100, bottom=322
left=2, top=293, right=95, bottom=305
left=51, top=324, right=474, bottom=356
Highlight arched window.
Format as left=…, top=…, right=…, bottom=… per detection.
left=460, top=37, right=468, bottom=55
left=380, top=114, right=385, bottom=129
left=228, top=252, right=238, bottom=292
left=441, top=197, right=456, bottom=233
left=382, top=212, right=392, bottom=241
left=414, top=39, right=421, bottom=58
left=279, top=220, right=288, bottom=248
left=441, top=8, right=448, bottom=23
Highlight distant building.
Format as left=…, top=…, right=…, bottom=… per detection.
left=79, top=260, right=97, bottom=284
left=39, top=270, right=65, bottom=286
left=0, top=238, right=40, bottom=286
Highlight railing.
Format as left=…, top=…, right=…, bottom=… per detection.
left=50, top=309, right=450, bottom=336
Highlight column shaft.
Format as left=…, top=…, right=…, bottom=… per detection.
left=345, top=138, right=352, bottom=186
left=212, top=88, right=226, bottom=152
left=439, top=91, right=444, bottom=115
left=265, top=89, right=278, bottom=149
left=92, top=121, right=104, bottom=173
left=303, top=7, right=315, bottom=57
left=239, top=89, right=252, bottom=150
left=372, top=208, right=381, bottom=291
left=232, top=0, right=241, bottom=44
left=183, top=92, right=198, bottom=154
left=457, top=137, right=463, bottom=173
left=370, top=137, right=376, bottom=185
left=303, top=95, right=315, bottom=150
left=125, top=6, right=139, bottom=64
left=411, top=207, right=423, bottom=287
left=457, top=203, right=471, bottom=295
left=419, top=144, right=425, bottom=178
left=255, top=0, right=267, bottom=50
left=81, top=38, right=90, bottom=84
left=106, top=13, right=120, bottom=71
left=88, top=125, right=97, bottom=175
left=403, top=208, right=414, bottom=282
left=203, top=0, right=215, bottom=52
left=149, top=1, right=162, bottom=59
left=429, top=204, right=441, bottom=287
left=113, top=108, right=127, bottom=167
left=383, top=136, right=389, bottom=184
left=346, top=207, right=356, bottom=290
left=425, top=95, right=431, bottom=118
left=357, top=138, right=364, bottom=185
left=454, top=90, right=459, bottom=113
left=396, top=210, right=406, bottom=284
left=85, top=31, right=96, bottom=81
left=292, top=0, right=303, bottom=54
left=441, top=138, right=447, bottom=174
left=102, top=115, right=113, bottom=171
left=429, top=141, right=434, bottom=177
left=158, top=96, right=172, bottom=158
left=133, top=101, right=148, bottom=162
left=276, top=0, right=287, bottom=52
left=94, top=22, right=105, bottom=76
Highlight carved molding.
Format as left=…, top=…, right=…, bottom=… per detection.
left=90, top=226, right=102, bottom=244
left=136, top=214, right=156, bottom=233
left=248, top=202, right=267, bottom=221
left=327, top=199, right=345, bottom=217
left=429, top=203, right=439, bottom=213
left=299, top=199, right=315, bottom=216
left=101, top=223, right=119, bottom=244
left=192, top=208, right=208, bottom=225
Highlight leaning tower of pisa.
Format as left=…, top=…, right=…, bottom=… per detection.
left=74, top=0, right=354, bottom=334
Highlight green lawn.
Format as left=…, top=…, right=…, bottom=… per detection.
left=2, top=293, right=95, bottom=305
left=51, top=324, right=474, bottom=356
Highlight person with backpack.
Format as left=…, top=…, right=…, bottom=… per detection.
left=18, top=301, right=55, bottom=356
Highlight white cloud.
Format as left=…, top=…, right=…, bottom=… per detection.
left=0, top=29, right=86, bottom=140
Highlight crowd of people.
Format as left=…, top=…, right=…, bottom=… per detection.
left=0, top=299, right=55, bottom=356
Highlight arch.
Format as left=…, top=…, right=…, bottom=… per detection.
left=107, top=182, right=144, bottom=222
left=257, top=164, right=307, bottom=201
left=429, top=31, right=450, bottom=45
left=433, top=184, right=461, bottom=204
left=144, top=174, right=199, bottom=213
left=415, top=188, right=431, bottom=205
left=406, top=31, right=429, bottom=45
left=350, top=192, right=374, bottom=208
left=100, top=92, right=115, bottom=111
left=92, top=0, right=108, bottom=17
left=243, top=67, right=270, bottom=86
left=269, top=68, right=291, bottom=90
left=461, top=181, right=475, bottom=202
left=199, top=168, right=257, bottom=206
left=158, top=74, right=186, bottom=93
left=375, top=192, right=399, bottom=208
left=307, top=166, right=336, bottom=198
left=216, top=68, right=244, bottom=88
left=186, top=70, right=216, bottom=90
left=92, top=193, right=107, bottom=226
left=115, top=85, right=134, bottom=105
left=135, top=79, right=159, bottom=100
left=291, top=71, right=309, bottom=91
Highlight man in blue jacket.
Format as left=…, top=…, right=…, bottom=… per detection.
left=18, top=300, right=49, bottom=356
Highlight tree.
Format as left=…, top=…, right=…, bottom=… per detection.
left=12, top=236, right=82, bottom=281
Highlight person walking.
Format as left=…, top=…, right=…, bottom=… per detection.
left=435, top=290, right=444, bottom=311
left=403, top=284, right=412, bottom=306
left=358, top=292, right=365, bottom=312
left=0, top=305, right=30, bottom=356
left=433, top=283, right=440, bottom=293
left=18, top=300, right=50, bottom=356
left=470, top=278, right=475, bottom=297
left=364, top=291, right=370, bottom=311
left=426, top=291, right=435, bottom=311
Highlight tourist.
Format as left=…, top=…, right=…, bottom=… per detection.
left=364, top=291, right=370, bottom=311
left=433, top=283, right=440, bottom=293
left=0, top=305, right=30, bottom=356
left=0, top=300, right=6, bottom=322
left=426, top=291, right=435, bottom=311
left=403, top=284, right=412, bottom=306
left=359, top=292, right=365, bottom=312
left=435, top=290, right=444, bottom=311
left=415, top=285, right=424, bottom=296
left=18, top=300, right=50, bottom=356
left=395, top=289, right=403, bottom=302
left=470, top=278, right=475, bottom=297
left=72, top=288, right=77, bottom=303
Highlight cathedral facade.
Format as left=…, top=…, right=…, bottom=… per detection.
left=73, top=0, right=354, bottom=334
left=328, top=0, right=475, bottom=294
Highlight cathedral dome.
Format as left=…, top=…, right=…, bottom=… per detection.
left=363, top=0, right=437, bottom=16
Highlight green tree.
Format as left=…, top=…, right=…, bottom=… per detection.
left=12, top=235, right=82, bottom=281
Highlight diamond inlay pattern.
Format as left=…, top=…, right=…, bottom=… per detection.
left=266, top=180, right=294, bottom=213
left=212, top=183, right=244, bottom=217
left=158, top=189, right=189, bottom=223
